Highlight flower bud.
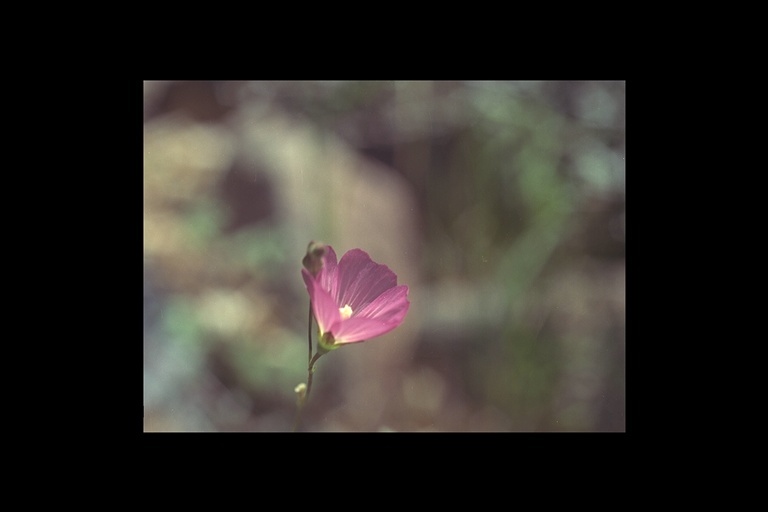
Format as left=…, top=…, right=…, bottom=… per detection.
left=302, top=241, right=326, bottom=277
left=295, top=382, right=307, bottom=405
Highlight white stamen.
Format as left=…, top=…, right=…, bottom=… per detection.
left=339, top=304, right=353, bottom=319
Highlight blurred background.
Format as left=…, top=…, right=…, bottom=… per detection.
left=143, top=80, right=625, bottom=432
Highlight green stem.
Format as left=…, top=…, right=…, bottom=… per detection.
left=292, top=351, right=326, bottom=432
left=305, top=351, right=324, bottom=401
left=294, top=301, right=324, bottom=432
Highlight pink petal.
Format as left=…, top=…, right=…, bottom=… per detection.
left=336, top=249, right=398, bottom=311
left=334, top=285, right=410, bottom=343
left=354, top=285, right=409, bottom=323
left=302, top=269, right=341, bottom=335
left=318, top=245, right=339, bottom=300
left=332, top=317, right=394, bottom=344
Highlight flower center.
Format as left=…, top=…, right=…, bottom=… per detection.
left=339, top=304, right=353, bottom=319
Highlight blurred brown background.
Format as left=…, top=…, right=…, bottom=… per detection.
left=143, top=80, right=625, bottom=432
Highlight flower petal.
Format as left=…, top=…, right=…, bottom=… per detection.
left=336, top=249, right=398, bottom=311
left=334, top=285, right=410, bottom=343
left=302, top=269, right=341, bottom=336
left=354, top=285, right=410, bottom=323
left=333, top=316, right=403, bottom=344
left=318, top=245, right=339, bottom=300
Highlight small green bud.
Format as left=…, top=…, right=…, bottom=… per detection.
left=295, top=383, right=307, bottom=405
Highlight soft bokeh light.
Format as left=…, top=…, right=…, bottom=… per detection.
left=143, top=80, right=625, bottom=432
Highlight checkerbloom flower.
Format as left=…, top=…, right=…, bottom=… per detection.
left=301, top=246, right=410, bottom=350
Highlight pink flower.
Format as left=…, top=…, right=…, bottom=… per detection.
left=301, top=246, right=410, bottom=349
